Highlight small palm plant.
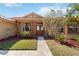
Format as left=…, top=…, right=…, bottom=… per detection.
left=20, top=31, right=31, bottom=37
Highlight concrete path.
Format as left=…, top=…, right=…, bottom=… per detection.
left=37, top=36, right=52, bottom=56
left=0, top=37, right=52, bottom=56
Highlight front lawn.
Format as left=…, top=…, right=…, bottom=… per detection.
left=0, top=38, right=37, bottom=50
left=46, top=40, right=79, bottom=56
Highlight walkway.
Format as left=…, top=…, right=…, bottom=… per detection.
left=0, top=37, right=52, bottom=56
left=37, top=36, right=52, bottom=56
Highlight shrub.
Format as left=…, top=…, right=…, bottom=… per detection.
left=20, top=31, right=30, bottom=37
left=73, top=35, right=79, bottom=42
left=55, top=34, right=65, bottom=41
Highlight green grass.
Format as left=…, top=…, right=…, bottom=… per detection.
left=0, top=39, right=37, bottom=50
left=46, top=40, right=79, bottom=56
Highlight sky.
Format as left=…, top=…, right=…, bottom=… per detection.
left=0, top=3, right=70, bottom=18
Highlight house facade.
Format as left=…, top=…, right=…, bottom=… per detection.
left=13, top=12, right=45, bottom=38
left=0, top=12, right=79, bottom=40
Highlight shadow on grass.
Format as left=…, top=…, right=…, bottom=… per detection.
left=0, top=38, right=20, bottom=50
left=0, top=37, right=37, bottom=55
left=0, top=37, right=20, bottom=55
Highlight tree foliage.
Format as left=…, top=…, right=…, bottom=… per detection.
left=65, top=3, right=79, bottom=25
left=44, top=9, right=64, bottom=37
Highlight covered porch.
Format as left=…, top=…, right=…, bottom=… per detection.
left=16, top=18, right=44, bottom=38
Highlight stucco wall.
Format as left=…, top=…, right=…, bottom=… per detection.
left=0, top=20, right=16, bottom=40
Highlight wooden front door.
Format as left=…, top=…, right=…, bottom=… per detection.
left=36, top=24, right=44, bottom=36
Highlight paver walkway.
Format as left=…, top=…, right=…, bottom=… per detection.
left=0, top=37, right=52, bottom=56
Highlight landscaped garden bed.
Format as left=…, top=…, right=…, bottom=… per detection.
left=0, top=38, right=37, bottom=50
left=61, top=39, right=79, bottom=48
left=46, top=40, right=79, bottom=56
left=59, top=35, right=79, bottom=48
left=54, top=34, right=79, bottom=48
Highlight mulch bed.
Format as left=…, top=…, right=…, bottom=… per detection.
left=61, top=39, right=79, bottom=48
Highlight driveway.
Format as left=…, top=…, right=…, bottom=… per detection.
left=0, top=37, right=52, bottom=56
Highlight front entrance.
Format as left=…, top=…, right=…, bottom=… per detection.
left=36, top=23, right=44, bottom=36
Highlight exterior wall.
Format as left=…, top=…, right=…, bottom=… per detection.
left=17, top=21, right=44, bottom=38
left=16, top=22, right=23, bottom=36
left=0, top=20, right=16, bottom=40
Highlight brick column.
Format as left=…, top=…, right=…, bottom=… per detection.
left=30, top=21, right=33, bottom=37
left=64, top=25, right=68, bottom=40
left=16, top=21, right=20, bottom=37
left=44, top=27, right=48, bottom=37
left=30, top=21, right=36, bottom=38
left=32, top=22, right=36, bottom=38
left=78, top=26, right=79, bottom=34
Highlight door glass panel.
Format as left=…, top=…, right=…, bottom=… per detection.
left=37, top=23, right=43, bottom=31
left=41, top=26, right=43, bottom=30
left=37, top=26, right=40, bottom=30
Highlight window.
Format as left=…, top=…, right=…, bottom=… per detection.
left=58, top=26, right=64, bottom=33
left=23, top=23, right=30, bottom=31
left=68, top=24, right=78, bottom=34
